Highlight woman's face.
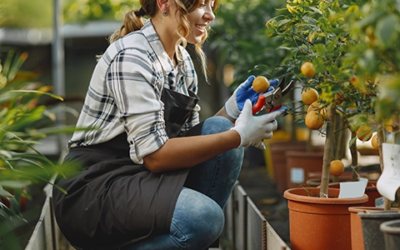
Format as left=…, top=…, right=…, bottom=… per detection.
left=186, top=0, right=215, bottom=44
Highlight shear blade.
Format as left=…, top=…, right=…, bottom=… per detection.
left=280, top=79, right=294, bottom=97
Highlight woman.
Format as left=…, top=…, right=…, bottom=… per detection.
left=52, top=0, right=285, bottom=249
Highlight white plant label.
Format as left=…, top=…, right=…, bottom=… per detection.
left=338, top=177, right=368, bottom=198
left=290, top=168, right=304, bottom=183
left=377, top=143, right=400, bottom=201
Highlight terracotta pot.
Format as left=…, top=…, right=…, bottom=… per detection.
left=284, top=187, right=368, bottom=250
left=268, top=140, right=307, bottom=194
left=380, top=219, right=400, bottom=250
left=285, top=150, right=324, bottom=190
left=358, top=210, right=400, bottom=250
left=348, top=207, right=398, bottom=250
left=329, top=181, right=380, bottom=207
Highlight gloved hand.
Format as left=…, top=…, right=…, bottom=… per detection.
left=231, top=99, right=286, bottom=150
left=225, top=75, right=279, bottom=119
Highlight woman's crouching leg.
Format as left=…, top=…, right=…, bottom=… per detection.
left=122, top=187, right=224, bottom=250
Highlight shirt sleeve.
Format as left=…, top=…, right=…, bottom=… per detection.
left=106, top=48, right=168, bottom=164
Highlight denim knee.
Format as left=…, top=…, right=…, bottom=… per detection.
left=171, top=188, right=225, bottom=249
left=202, top=116, right=233, bottom=135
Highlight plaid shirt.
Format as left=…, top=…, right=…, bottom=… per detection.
left=68, top=20, right=200, bottom=164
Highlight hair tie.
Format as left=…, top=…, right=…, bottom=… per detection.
left=139, top=7, right=147, bottom=16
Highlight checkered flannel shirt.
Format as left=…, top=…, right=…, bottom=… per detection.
left=68, top=20, right=200, bottom=164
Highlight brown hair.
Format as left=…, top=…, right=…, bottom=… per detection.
left=109, top=0, right=218, bottom=82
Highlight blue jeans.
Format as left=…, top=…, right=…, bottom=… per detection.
left=122, top=116, right=244, bottom=250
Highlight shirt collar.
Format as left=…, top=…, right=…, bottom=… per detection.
left=141, top=20, right=185, bottom=77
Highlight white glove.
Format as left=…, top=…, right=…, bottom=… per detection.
left=231, top=100, right=285, bottom=150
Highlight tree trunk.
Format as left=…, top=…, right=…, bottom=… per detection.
left=350, top=130, right=359, bottom=181
left=320, top=105, right=335, bottom=198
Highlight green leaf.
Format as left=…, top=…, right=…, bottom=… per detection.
left=0, top=181, right=31, bottom=189
left=0, top=187, right=13, bottom=198
left=313, top=58, right=325, bottom=73
left=309, top=7, right=323, bottom=15
left=327, top=65, right=339, bottom=76
left=326, top=36, right=339, bottom=52
left=348, top=135, right=357, bottom=147
left=313, top=44, right=327, bottom=55
left=375, top=14, right=400, bottom=49
left=277, top=19, right=291, bottom=27
left=355, top=10, right=385, bottom=29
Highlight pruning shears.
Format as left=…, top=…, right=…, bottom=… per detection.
left=252, top=77, right=294, bottom=115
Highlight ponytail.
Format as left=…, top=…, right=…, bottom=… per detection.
left=108, top=9, right=146, bottom=44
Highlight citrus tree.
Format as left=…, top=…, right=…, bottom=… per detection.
left=344, top=0, right=400, bottom=209
left=265, top=0, right=376, bottom=197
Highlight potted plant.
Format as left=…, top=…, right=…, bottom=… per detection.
left=341, top=1, right=400, bottom=250
left=0, top=49, right=79, bottom=249
left=265, top=1, right=377, bottom=249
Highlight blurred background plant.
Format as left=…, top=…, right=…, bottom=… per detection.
left=209, top=0, right=287, bottom=88
left=1, top=0, right=53, bottom=28
left=1, top=0, right=140, bottom=28
left=344, top=0, right=400, bottom=124
left=344, top=0, right=400, bottom=209
left=63, top=0, right=139, bottom=24
left=0, top=49, right=79, bottom=249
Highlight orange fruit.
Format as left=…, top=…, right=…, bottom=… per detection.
left=330, top=160, right=345, bottom=176
left=301, top=62, right=316, bottom=78
left=252, top=76, right=270, bottom=93
left=305, top=111, right=325, bottom=130
left=334, top=91, right=345, bottom=105
left=371, top=134, right=378, bottom=150
left=356, top=125, right=373, bottom=141
left=307, top=101, right=320, bottom=113
left=350, top=75, right=359, bottom=86
left=307, top=102, right=328, bottom=120
left=301, top=88, right=319, bottom=105
left=384, top=119, right=394, bottom=133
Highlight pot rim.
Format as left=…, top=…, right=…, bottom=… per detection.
left=357, top=210, right=400, bottom=219
left=380, top=219, right=400, bottom=234
left=349, top=206, right=398, bottom=213
left=284, top=187, right=369, bottom=204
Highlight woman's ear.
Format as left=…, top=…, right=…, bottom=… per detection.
left=156, top=0, right=169, bottom=12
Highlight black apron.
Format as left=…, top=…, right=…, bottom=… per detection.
left=52, top=88, right=199, bottom=250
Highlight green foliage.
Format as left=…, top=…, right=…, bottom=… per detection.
left=0, top=0, right=140, bottom=28
left=344, top=0, right=400, bottom=121
left=63, top=0, right=140, bottom=23
left=0, top=49, right=80, bottom=248
left=266, top=0, right=377, bottom=128
left=209, top=0, right=287, bottom=88
left=1, top=0, right=53, bottom=28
